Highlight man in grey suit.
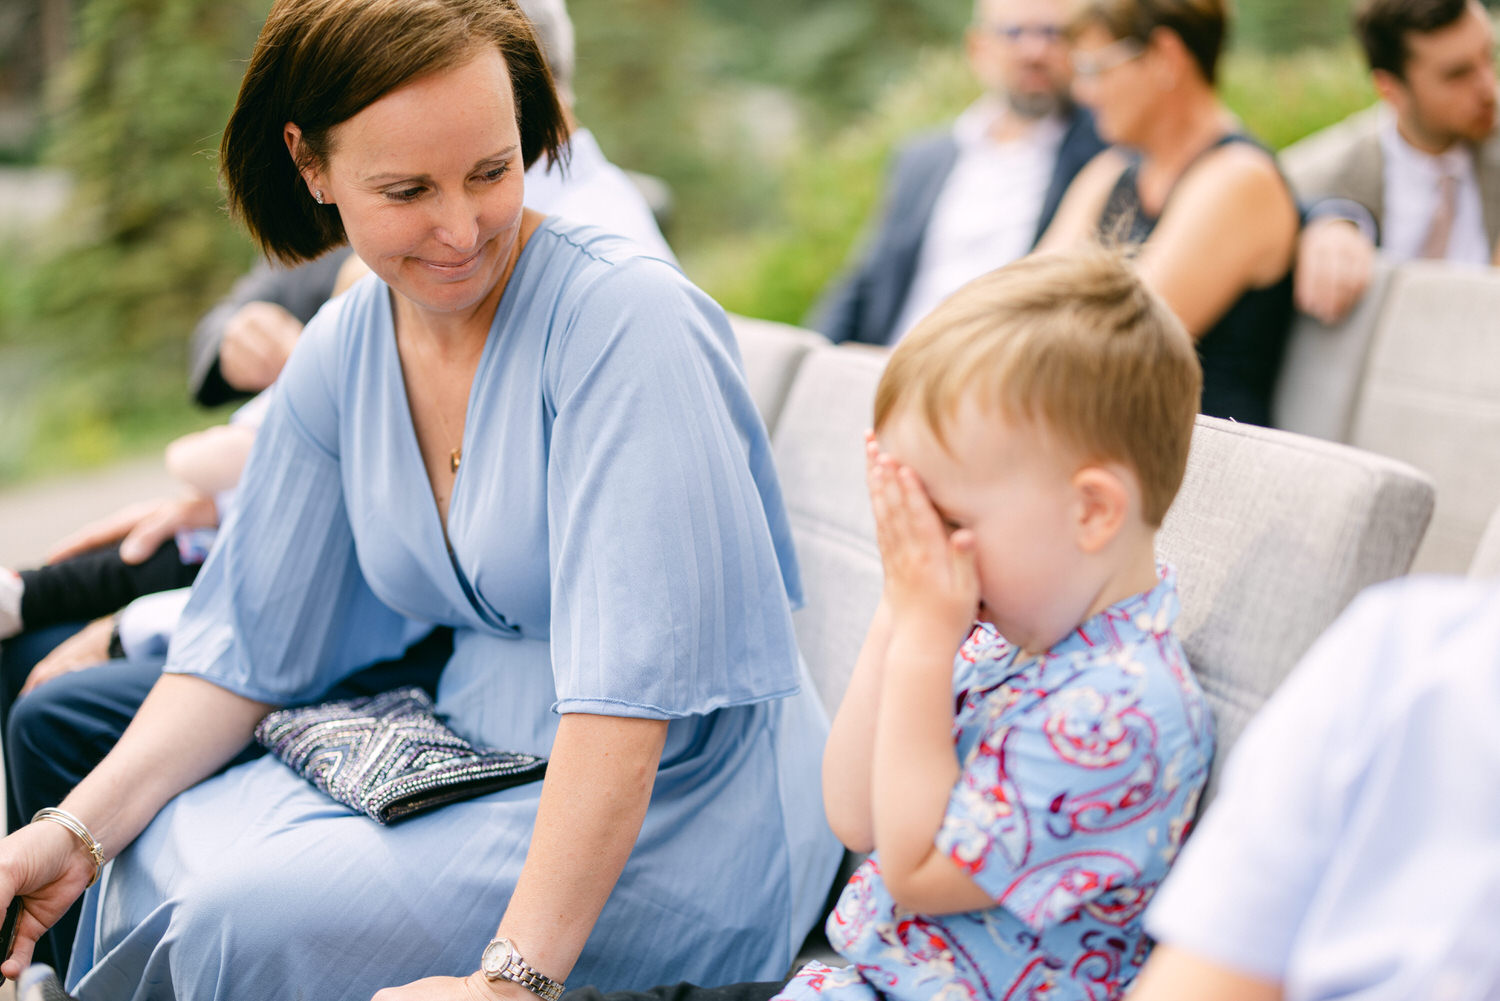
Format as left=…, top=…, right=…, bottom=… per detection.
left=1285, top=0, right=1500, bottom=325
left=810, top=0, right=1103, bottom=347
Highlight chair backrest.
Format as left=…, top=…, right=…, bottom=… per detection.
left=727, top=313, right=830, bottom=436
left=1469, top=506, right=1500, bottom=578
left=1160, top=416, right=1434, bottom=798
left=1345, top=262, right=1500, bottom=572
left=769, top=343, right=1436, bottom=807
left=770, top=345, right=888, bottom=714
left=1271, top=259, right=1395, bottom=442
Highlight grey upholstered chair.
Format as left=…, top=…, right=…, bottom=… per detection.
left=765, top=343, right=1436, bottom=799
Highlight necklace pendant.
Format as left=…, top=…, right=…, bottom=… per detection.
left=450, top=448, right=462, bottom=474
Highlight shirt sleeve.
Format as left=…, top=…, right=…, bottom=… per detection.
left=933, top=650, right=1206, bottom=934
left=164, top=302, right=417, bottom=705
left=543, top=259, right=803, bottom=718
left=1142, top=590, right=1388, bottom=980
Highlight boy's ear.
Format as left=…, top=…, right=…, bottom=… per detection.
left=1071, top=465, right=1130, bottom=554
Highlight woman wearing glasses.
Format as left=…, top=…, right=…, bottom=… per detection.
left=1038, top=0, right=1299, bottom=428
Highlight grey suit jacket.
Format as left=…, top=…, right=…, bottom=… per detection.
left=1281, top=104, right=1500, bottom=249
left=809, top=108, right=1104, bottom=346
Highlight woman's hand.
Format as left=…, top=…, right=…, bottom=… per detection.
left=20, top=616, right=114, bottom=695
left=47, top=493, right=219, bottom=566
left=0, top=822, right=102, bottom=980
left=865, top=435, right=978, bottom=649
left=372, top=972, right=523, bottom=1001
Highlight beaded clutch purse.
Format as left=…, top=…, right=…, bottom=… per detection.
left=255, top=686, right=546, bottom=824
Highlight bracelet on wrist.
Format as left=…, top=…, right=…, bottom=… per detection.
left=32, top=807, right=105, bottom=888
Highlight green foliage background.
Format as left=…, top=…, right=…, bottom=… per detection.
left=0, top=0, right=1381, bottom=485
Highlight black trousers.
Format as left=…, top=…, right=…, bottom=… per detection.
left=563, top=982, right=785, bottom=1001
left=17, top=540, right=200, bottom=630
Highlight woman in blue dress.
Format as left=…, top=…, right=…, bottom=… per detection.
left=0, top=1, right=840, bottom=998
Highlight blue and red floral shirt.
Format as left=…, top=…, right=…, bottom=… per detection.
left=777, top=566, right=1213, bottom=1001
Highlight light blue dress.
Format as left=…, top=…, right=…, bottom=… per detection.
left=69, top=220, right=842, bottom=1000
left=776, top=568, right=1212, bottom=1001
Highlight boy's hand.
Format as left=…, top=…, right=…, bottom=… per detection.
left=866, top=435, right=978, bottom=649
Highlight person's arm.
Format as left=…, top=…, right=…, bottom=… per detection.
left=822, top=597, right=892, bottom=853
left=1033, top=149, right=1131, bottom=254
left=861, top=451, right=990, bottom=916
left=821, top=434, right=897, bottom=852
left=189, top=251, right=351, bottom=406
left=46, top=493, right=219, bottom=566
left=1134, top=145, right=1300, bottom=338
left=481, top=713, right=668, bottom=994
left=1293, top=213, right=1378, bottom=326
left=0, top=673, right=270, bottom=978
left=1128, top=945, right=1283, bottom=1001
left=164, top=424, right=258, bottom=497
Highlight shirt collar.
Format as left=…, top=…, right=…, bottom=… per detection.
left=953, top=95, right=1067, bottom=152
left=966, top=562, right=1180, bottom=675
left=1379, top=105, right=1475, bottom=179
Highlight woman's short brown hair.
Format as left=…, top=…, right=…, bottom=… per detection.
left=873, top=246, right=1202, bottom=527
left=1071, top=0, right=1230, bottom=86
left=221, top=0, right=568, bottom=264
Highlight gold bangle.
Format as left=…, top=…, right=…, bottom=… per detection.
left=32, top=808, right=105, bottom=888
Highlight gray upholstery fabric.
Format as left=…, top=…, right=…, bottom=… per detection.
left=1160, top=417, right=1434, bottom=800
left=768, top=344, right=1435, bottom=810
left=1469, top=507, right=1500, bottom=578
left=1271, top=260, right=1395, bottom=441
left=770, top=345, right=889, bottom=714
left=728, top=314, right=831, bottom=435
left=1347, top=263, right=1500, bottom=572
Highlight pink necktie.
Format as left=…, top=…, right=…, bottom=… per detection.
left=1419, top=172, right=1459, bottom=260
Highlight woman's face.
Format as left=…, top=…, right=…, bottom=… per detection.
left=1068, top=23, right=1150, bottom=145
left=295, top=46, right=526, bottom=318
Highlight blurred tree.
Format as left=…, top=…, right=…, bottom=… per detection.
left=0, top=0, right=266, bottom=474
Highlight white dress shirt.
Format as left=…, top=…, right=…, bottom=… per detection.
left=1145, top=575, right=1500, bottom=1001
left=891, top=99, right=1065, bottom=340
left=526, top=127, right=678, bottom=266
left=1379, top=108, right=1490, bottom=265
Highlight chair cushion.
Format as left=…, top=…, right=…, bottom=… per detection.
left=1160, top=416, right=1434, bottom=799
left=770, top=345, right=888, bottom=714
left=727, top=314, right=830, bottom=435
left=1346, top=262, right=1500, bottom=572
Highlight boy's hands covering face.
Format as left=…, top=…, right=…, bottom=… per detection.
left=865, top=434, right=979, bottom=649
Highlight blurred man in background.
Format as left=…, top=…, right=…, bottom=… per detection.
left=809, top=0, right=1102, bottom=347
left=1286, top=0, right=1500, bottom=325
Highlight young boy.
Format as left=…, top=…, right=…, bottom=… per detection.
left=789, top=247, right=1215, bottom=1000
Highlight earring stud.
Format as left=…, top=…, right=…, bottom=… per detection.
left=313, top=189, right=324, bottom=204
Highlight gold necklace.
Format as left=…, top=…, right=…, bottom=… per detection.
left=432, top=400, right=463, bottom=474
left=405, top=340, right=468, bottom=475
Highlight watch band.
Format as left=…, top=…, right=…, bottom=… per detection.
left=481, top=937, right=564, bottom=1001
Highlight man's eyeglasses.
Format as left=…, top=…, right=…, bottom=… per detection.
left=1070, top=38, right=1146, bottom=78
left=982, top=23, right=1066, bottom=44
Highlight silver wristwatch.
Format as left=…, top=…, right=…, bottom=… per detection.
left=480, top=937, right=565, bottom=1001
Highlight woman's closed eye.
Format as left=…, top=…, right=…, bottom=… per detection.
left=383, top=184, right=427, bottom=203
left=380, top=165, right=508, bottom=203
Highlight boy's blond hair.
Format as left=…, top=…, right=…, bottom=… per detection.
left=872, top=247, right=1201, bottom=527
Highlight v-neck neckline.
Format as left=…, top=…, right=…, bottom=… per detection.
left=385, top=218, right=552, bottom=559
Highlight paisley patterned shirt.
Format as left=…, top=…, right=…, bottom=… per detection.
left=777, top=566, right=1213, bottom=1001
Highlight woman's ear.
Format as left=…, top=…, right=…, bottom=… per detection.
left=283, top=123, right=330, bottom=204
left=1072, top=465, right=1131, bottom=554
left=1147, top=26, right=1189, bottom=88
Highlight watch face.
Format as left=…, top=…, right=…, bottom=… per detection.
left=481, top=937, right=516, bottom=978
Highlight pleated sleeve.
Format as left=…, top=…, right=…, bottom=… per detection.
left=543, top=259, right=803, bottom=718
left=163, top=303, right=417, bottom=705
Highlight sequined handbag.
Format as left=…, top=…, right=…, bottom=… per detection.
left=255, top=686, right=547, bottom=824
